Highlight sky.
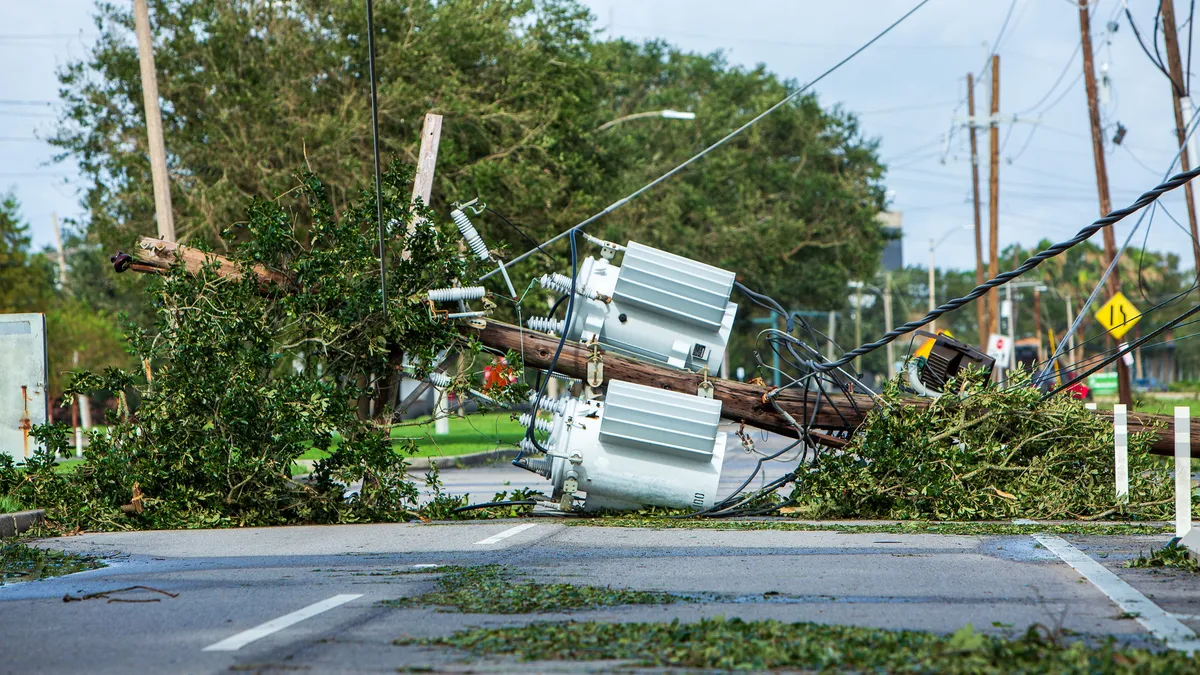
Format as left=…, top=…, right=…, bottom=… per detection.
left=0, top=0, right=1196, bottom=274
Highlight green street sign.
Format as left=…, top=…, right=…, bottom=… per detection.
left=1088, top=372, right=1119, bottom=396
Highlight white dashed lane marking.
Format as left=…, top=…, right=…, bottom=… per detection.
left=474, top=523, right=539, bottom=545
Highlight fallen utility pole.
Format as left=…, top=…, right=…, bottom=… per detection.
left=114, top=236, right=1200, bottom=457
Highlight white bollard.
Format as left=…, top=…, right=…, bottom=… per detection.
left=1114, top=404, right=1128, bottom=501
left=434, top=388, right=450, bottom=436
left=1175, top=407, right=1192, bottom=539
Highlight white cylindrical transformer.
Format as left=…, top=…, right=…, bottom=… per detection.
left=530, top=241, right=737, bottom=373
left=515, top=380, right=726, bottom=511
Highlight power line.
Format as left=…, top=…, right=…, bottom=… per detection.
left=0, top=99, right=53, bottom=106
left=974, top=0, right=1019, bottom=82
left=0, top=34, right=95, bottom=42
left=484, top=0, right=935, bottom=281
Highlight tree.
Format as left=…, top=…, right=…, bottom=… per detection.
left=53, top=0, right=887, bottom=315
left=0, top=191, right=55, bottom=313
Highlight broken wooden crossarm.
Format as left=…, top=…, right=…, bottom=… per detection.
left=115, top=237, right=293, bottom=290
left=112, top=239, right=1200, bottom=458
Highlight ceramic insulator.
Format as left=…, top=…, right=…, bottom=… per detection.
left=451, top=209, right=491, bottom=261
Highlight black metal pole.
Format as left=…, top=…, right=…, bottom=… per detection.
left=366, top=0, right=387, bottom=309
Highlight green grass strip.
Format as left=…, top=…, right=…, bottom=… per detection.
left=413, top=617, right=1200, bottom=673
left=563, top=518, right=1174, bottom=536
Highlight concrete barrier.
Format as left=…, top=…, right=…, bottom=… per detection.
left=0, top=509, right=44, bottom=538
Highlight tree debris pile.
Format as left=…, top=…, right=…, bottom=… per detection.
left=0, top=164, right=495, bottom=531
left=790, top=370, right=1184, bottom=521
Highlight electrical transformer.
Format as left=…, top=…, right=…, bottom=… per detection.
left=528, top=241, right=737, bottom=372
left=514, top=380, right=726, bottom=511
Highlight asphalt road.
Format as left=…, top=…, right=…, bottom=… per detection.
left=4, top=520, right=1199, bottom=674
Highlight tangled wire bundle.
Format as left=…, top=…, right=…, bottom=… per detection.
left=789, top=370, right=1190, bottom=522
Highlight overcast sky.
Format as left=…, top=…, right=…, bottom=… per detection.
left=1, top=0, right=1195, bottom=273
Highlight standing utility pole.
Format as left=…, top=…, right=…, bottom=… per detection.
left=968, top=73, right=988, bottom=348
left=1079, top=0, right=1133, bottom=405
left=987, top=55, right=1001, bottom=338
left=1160, top=0, right=1200, bottom=274
left=133, top=0, right=174, bottom=242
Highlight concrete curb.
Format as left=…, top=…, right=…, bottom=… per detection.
left=0, top=509, right=45, bottom=538
left=406, top=448, right=521, bottom=471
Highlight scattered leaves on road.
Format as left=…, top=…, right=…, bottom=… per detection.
left=382, top=564, right=679, bottom=614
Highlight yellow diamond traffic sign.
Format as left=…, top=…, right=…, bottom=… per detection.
left=1094, top=291, right=1142, bottom=340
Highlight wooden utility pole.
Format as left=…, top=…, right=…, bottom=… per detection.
left=1160, top=0, right=1200, bottom=274
left=133, top=0, right=175, bottom=242
left=968, top=73, right=988, bottom=348
left=1079, top=0, right=1133, bottom=406
left=988, top=55, right=1001, bottom=338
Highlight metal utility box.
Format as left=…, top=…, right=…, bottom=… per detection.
left=1, top=313, right=49, bottom=463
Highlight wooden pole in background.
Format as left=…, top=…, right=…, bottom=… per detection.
left=1159, top=0, right=1200, bottom=274
left=1079, top=0, right=1133, bottom=406
left=968, top=73, right=988, bottom=348
left=988, top=55, right=1001, bottom=339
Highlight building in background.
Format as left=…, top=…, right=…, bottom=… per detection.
left=877, top=211, right=903, bottom=272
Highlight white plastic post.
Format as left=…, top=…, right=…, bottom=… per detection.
left=1114, top=404, right=1128, bottom=501
left=434, top=390, right=450, bottom=436
left=1175, top=407, right=1192, bottom=539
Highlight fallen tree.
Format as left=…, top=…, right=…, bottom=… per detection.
left=119, top=235, right=1199, bottom=458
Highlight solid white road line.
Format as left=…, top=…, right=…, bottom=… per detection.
left=202, top=594, right=362, bottom=652
left=1032, top=534, right=1200, bottom=653
left=474, top=523, right=538, bottom=545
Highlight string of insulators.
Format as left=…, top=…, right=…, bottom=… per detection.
left=518, top=412, right=554, bottom=434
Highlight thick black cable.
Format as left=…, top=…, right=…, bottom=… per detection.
left=365, top=0, right=387, bottom=309
left=815, top=165, right=1200, bottom=373
left=485, top=207, right=557, bottom=265
left=1128, top=5, right=1176, bottom=89
left=451, top=500, right=537, bottom=513
left=518, top=230, right=578, bottom=458
left=1156, top=1, right=1171, bottom=80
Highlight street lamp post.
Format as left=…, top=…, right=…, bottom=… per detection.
left=596, top=109, right=697, bottom=131
left=847, top=279, right=891, bottom=373
left=927, top=226, right=971, bottom=332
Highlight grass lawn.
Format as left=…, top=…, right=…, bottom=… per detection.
left=0, top=496, right=26, bottom=513
left=1092, top=397, right=1200, bottom=417
left=298, top=412, right=525, bottom=461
